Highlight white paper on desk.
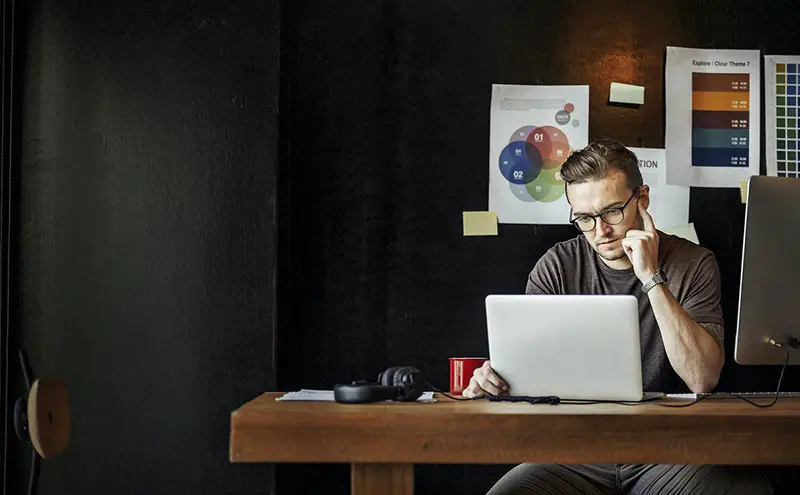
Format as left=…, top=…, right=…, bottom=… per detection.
left=276, top=389, right=436, bottom=402
left=629, top=147, right=690, bottom=229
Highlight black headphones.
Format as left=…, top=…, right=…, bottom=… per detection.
left=333, top=366, right=425, bottom=404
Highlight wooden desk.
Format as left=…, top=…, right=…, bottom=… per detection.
left=229, top=393, right=800, bottom=495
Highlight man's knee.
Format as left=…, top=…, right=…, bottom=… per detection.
left=700, top=466, right=773, bottom=495
left=487, top=463, right=612, bottom=495
left=630, top=464, right=772, bottom=495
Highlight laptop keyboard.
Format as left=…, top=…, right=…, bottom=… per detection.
left=669, top=391, right=800, bottom=399
left=709, top=391, right=800, bottom=398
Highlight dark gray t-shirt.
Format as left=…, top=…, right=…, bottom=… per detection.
left=525, top=231, right=725, bottom=393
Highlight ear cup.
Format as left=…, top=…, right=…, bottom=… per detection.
left=378, top=366, right=402, bottom=387
left=392, top=366, right=424, bottom=401
left=333, top=383, right=397, bottom=403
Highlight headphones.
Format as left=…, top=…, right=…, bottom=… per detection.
left=334, top=366, right=425, bottom=404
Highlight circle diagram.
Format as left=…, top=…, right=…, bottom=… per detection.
left=498, top=124, right=573, bottom=203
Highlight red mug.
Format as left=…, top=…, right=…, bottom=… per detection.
left=449, top=357, right=487, bottom=395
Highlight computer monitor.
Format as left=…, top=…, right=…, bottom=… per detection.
left=735, top=175, right=800, bottom=365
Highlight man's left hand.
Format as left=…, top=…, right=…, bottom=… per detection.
left=621, top=204, right=660, bottom=284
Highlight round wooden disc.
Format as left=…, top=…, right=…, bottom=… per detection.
left=27, top=378, right=70, bottom=459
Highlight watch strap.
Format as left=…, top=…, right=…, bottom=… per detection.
left=642, top=270, right=667, bottom=293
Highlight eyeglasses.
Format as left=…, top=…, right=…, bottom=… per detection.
left=570, top=186, right=640, bottom=232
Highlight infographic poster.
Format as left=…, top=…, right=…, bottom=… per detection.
left=488, top=84, right=589, bottom=224
left=665, top=47, right=760, bottom=187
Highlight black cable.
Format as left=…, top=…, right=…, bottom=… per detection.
left=725, top=343, right=790, bottom=408
left=424, top=380, right=484, bottom=401
left=485, top=394, right=709, bottom=407
left=27, top=449, right=38, bottom=495
left=647, top=393, right=711, bottom=408
left=18, top=348, right=31, bottom=391
left=656, top=338, right=791, bottom=409
left=487, top=394, right=560, bottom=405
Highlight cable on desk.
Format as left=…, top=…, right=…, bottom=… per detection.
left=487, top=394, right=561, bottom=405
left=484, top=394, right=698, bottom=407
left=424, top=381, right=484, bottom=401
left=723, top=340, right=790, bottom=409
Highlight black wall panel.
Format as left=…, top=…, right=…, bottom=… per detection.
left=9, top=1, right=279, bottom=494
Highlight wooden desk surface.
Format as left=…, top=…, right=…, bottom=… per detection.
left=230, top=393, right=800, bottom=465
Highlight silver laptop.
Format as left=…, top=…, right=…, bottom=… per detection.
left=485, top=294, right=657, bottom=401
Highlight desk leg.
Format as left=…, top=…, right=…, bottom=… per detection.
left=351, top=463, right=413, bottom=495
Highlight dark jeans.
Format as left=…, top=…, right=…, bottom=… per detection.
left=487, top=463, right=772, bottom=495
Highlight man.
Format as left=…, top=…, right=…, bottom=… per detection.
left=464, top=139, right=772, bottom=494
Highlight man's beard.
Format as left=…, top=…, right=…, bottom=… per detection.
left=596, top=246, right=626, bottom=262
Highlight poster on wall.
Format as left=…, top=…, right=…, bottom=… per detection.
left=488, top=84, right=589, bottom=224
left=665, top=46, right=760, bottom=187
left=628, top=147, right=690, bottom=229
left=764, top=55, right=800, bottom=178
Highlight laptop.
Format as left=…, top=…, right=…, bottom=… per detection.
left=485, top=294, right=660, bottom=402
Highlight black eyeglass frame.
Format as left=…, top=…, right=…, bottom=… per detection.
left=569, top=186, right=641, bottom=232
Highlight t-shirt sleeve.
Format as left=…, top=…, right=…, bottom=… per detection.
left=525, top=250, right=562, bottom=295
left=681, top=252, right=725, bottom=328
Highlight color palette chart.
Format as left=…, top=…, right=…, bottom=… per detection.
left=665, top=46, right=759, bottom=187
left=691, top=73, right=750, bottom=167
left=765, top=56, right=800, bottom=177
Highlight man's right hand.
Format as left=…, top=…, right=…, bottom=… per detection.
left=462, top=360, right=508, bottom=398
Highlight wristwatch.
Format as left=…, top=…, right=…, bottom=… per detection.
left=641, top=269, right=668, bottom=293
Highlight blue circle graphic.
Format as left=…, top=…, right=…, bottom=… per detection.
left=499, top=141, right=543, bottom=185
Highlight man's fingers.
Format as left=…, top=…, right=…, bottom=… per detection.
left=467, top=364, right=507, bottom=396
left=478, top=378, right=505, bottom=396
left=461, top=386, right=478, bottom=398
left=639, top=204, right=656, bottom=233
left=483, top=369, right=508, bottom=391
left=621, top=239, right=634, bottom=258
left=463, top=377, right=491, bottom=398
left=462, top=378, right=482, bottom=398
left=625, top=230, right=654, bottom=240
left=477, top=361, right=508, bottom=392
left=621, top=237, right=641, bottom=248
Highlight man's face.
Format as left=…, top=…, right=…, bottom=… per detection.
left=567, top=169, right=647, bottom=262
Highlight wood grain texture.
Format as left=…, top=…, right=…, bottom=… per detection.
left=28, top=379, right=70, bottom=459
left=351, top=464, right=413, bottom=495
left=231, top=393, right=800, bottom=465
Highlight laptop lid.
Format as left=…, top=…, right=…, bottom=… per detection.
left=485, top=294, right=644, bottom=401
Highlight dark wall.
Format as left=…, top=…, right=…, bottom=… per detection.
left=6, top=1, right=800, bottom=494
left=10, top=0, right=279, bottom=494
left=278, top=1, right=800, bottom=494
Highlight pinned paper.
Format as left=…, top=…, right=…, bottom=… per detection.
left=609, top=82, right=645, bottom=105
left=463, top=211, right=498, bottom=236
left=740, top=179, right=747, bottom=203
left=629, top=147, right=690, bottom=228
left=662, top=223, right=699, bottom=245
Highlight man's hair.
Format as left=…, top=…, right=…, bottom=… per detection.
left=560, top=138, right=643, bottom=192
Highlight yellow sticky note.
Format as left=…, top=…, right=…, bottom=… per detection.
left=662, top=223, right=699, bottom=245
left=463, top=211, right=498, bottom=236
left=740, top=179, right=747, bottom=203
left=609, top=82, right=645, bottom=105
